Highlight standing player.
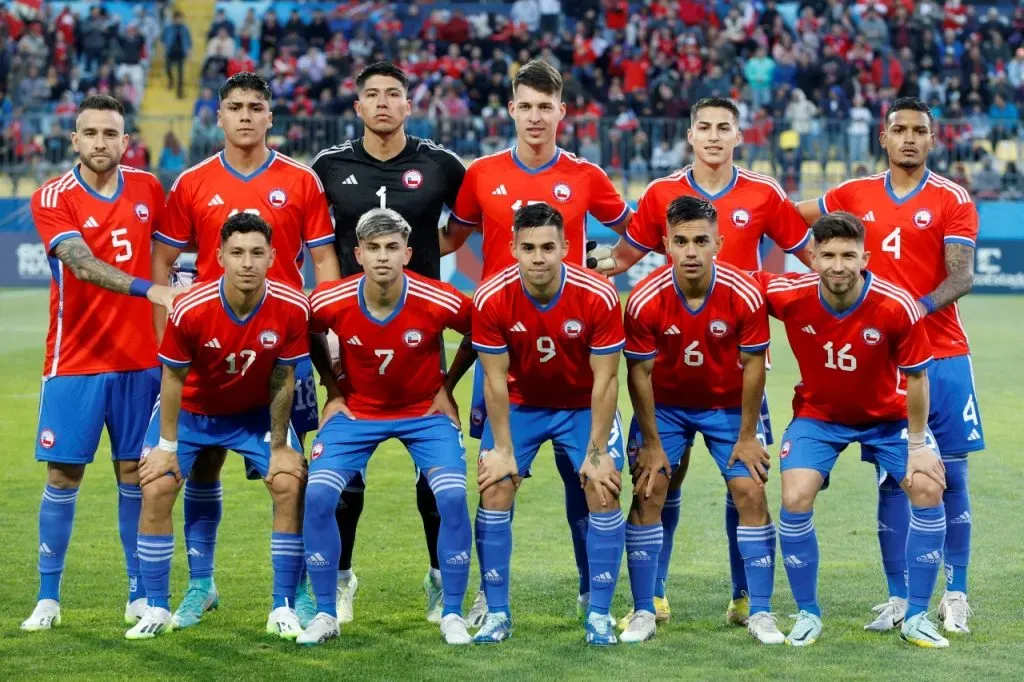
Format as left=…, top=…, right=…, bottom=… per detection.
left=22, top=94, right=180, bottom=631
left=798, top=97, right=981, bottom=634
left=593, top=97, right=812, bottom=628
left=126, top=213, right=309, bottom=640
left=443, top=58, right=633, bottom=622
left=299, top=209, right=474, bottom=646
left=621, top=196, right=781, bottom=645
left=310, top=62, right=469, bottom=625
left=151, top=72, right=340, bottom=630
left=471, top=204, right=626, bottom=646
left=755, top=212, right=949, bottom=648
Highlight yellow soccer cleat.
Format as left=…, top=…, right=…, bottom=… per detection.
left=726, top=593, right=750, bottom=626
left=654, top=596, right=671, bottom=623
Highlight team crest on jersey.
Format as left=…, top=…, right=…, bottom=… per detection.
left=913, top=209, right=933, bottom=229
left=259, top=329, right=280, bottom=349
left=134, top=203, right=151, bottom=222
left=779, top=440, right=792, bottom=459
left=862, top=327, right=883, bottom=345
left=311, top=442, right=324, bottom=460
left=39, top=429, right=55, bottom=449
left=552, top=182, right=572, bottom=203
left=268, top=188, right=288, bottom=208
left=402, top=169, right=423, bottom=189
left=562, top=318, right=584, bottom=338
left=709, top=319, right=729, bottom=336
left=403, top=329, right=424, bottom=347
left=731, top=208, right=751, bottom=228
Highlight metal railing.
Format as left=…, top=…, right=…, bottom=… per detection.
left=4, top=114, right=1021, bottom=198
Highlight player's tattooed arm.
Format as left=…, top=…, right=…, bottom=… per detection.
left=268, top=363, right=296, bottom=448
left=54, top=236, right=136, bottom=294
left=920, top=243, right=975, bottom=314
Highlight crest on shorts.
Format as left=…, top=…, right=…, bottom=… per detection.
left=913, top=209, right=932, bottom=229
left=779, top=440, right=792, bottom=459
left=134, top=203, right=151, bottom=222
left=402, top=169, right=423, bottom=189
left=627, top=437, right=639, bottom=459
left=862, top=327, right=883, bottom=345
left=552, top=182, right=572, bottom=202
left=39, top=429, right=55, bottom=449
left=731, top=208, right=751, bottom=228
left=471, top=408, right=484, bottom=427
left=140, top=446, right=152, bottom=459
left=311, top=442, right=324, bottom=460
left=268, top=188, right=288, bottom=208
left=709, top=319, right=729, bottom=337
left=562, top=318, right=584, bottom=338
left=403, top=329, right=424, bottom=347
left=259, top=330, right=279, bottom=349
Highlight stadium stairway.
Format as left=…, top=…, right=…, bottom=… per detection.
left=138, top=0, right=216, bottom=155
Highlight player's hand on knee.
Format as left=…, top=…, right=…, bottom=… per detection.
left=477, top=445, right=518, bottom=492
left=904, top=448, right=946, bottom=491
left=147, top=284, right=188, bottom=311
left=425, top=386, right=461, bottom=429
left=139, top=447, right=181, bottom=487
left=633, top=441, right=670, bottom=499
left=727, top=436, right=770, bottom=488
left=579, top=450, right=621, bottom=508
left=266, top=445, right=308, bottom=486
left=320, top=394, right=354, bottom=429
left=585, top=240, right=616, bottom=275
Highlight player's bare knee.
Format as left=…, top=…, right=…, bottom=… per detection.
left=115, top=459, right=140, bottom=484
left=780, top=487, right=815, bottom=514
left=480, top=479, right=515, bottom=511
left=189, top=447, right=226, bottom=483
left=46, top=462, right=85, bottom=488
left=728, top=478, right=770, bottom=524
left=268, top=471, right=303, bottom=504
left=584, top=480, right=620, bottom=512
left=141, top=475, right=179, bottom=518
left=904, top=475, right=943, bottom=507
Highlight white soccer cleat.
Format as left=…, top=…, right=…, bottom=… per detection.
left=747, top=612, right=786, bottom=645
left=424, top=570, right=443, bottom=624
left=864, top=596, right=908, bottom=631
left=577, top=592, right=617, bottom=627
left=266, top=606, right=302, bottom=640
left=938, top=591, right=973, bottom=634
left=901, top=612, right=950, bottom=648
left=619, top=609, right=656, bottom=643
left=296, top=612, right=340, bottom=646
left=21, top=599, right=61, bottom=632
left=466, top=590, right=487, bottom=629
left=785, top=610, right=822, bottom=647
left=440, top=613, right=472, bottom=645
left=125, top=606, right=173, bottom=640
left=336, top=574, right=358, bottom=624
left=124, top=598, right=148, bottom=625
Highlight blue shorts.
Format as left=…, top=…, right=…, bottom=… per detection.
left=626, top=405, right=768, bottom=481
left=36, top=368, right=161, bottom=464
left=469, top=359, right=486, bottom=440
left=780, top=418, right=938, bottom=484
left=290, top=358, right=318, bottom=435
left=310, top=413, right=466, bottom=476
left=760, top=392, right=775, bottom=445
left=928, top=355, right=984, bottom=457
left=479, top=405, right=625, bottom=477
left=142, top=403, right=300, bottom=480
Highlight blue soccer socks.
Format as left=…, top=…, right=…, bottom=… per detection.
left=942, top=458, right=971, bottom=594
left=737, top=523, right=777, bottom=615
left=906, top=504, right=946, bottom=620
left=625, top=523, right=663, bottom=614
left=138, top=533, right=175, bottom=610
left=117, top=483, right=145, bottom=602
left=271, top=532, right=304, bottom=610
left=182, top=481, right=222, bottom=580
left=303, top=469, right=355, bottom=618
left=876, top=477, right=910, bottom=600
left=655, top=488, right=682, bottom=599
left=475, top=508, right=512, bottom=617
left=587, top=510, right=625, bottom=616
left=426, top=468, right=471, bottom=617
left=779, top=509, right=820, bottom=617
left=37, top=485, right=79, bottom=602
left=726, top=492, right=749, bottom=600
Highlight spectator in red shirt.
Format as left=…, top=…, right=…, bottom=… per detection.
left=121, top=137, right=150, bottom=171
left=439, top=10, right=471, bottom=45
left=677, top=36, right=704, bottom=76
left=227, top=47, right=256, bottom=77
left=604, top=0, right=629, bottom=31
left=943, top=0, right=968, bottom=32
left=871, top=46, right=905, bottom=92
left=621, top=48, right=650, bottom=94
left=438, top=44, right=469, bottom=79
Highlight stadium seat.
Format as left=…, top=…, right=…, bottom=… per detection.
left=995, top=140, right=1019, bottom=165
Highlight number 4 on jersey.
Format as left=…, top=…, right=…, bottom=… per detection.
left=882, top=227, right=901, bottom=260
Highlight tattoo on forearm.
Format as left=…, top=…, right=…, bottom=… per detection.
left=54, top=237, right=134, bottom=294
left=587, top=441, right=602, bottom=467
left=268, top=364, right=293, bottom=446
left=927, top=243, right=975, bottom=311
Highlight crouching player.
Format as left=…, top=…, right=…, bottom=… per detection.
left=299, top=208, right=475, bottom=646
left=756, top=212, right=949, bottom=648
left=471, top=203, right=626, bottom=646
left=620, top=196, right=780, bottom=644
left=126, top=213, right=310, bottom=640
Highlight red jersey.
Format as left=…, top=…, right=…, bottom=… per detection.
left=31, top=165, right=164, bottom=377
left=159, top=278, right=310, bottom=416
left=162, top=150, right=335, bottom=288
left=818, top=170, right=977, bottom=359
left=309, top=272, right=472, bottom=419
left=624, top=263, right=770, bottom=409
left=625, top=166, right=810, bottom=270
left=472, top=262, right=625, bottom=409
left=755, top=271, right=933, bottom=425
left=450, top=147, right=631, bottom=279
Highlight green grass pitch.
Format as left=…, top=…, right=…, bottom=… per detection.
left=0, top=290, right=1022, bottom=681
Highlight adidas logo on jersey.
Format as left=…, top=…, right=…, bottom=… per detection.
left=664, top=325, right=681, bottom=335
left=862, top=211, right=876, bottom=222
left=208, top=194, right=225, bottom=207
left=802, top=325, right=817, bottom=335
left=510, top=322, right=527, bottom=332
left=82, top=216, right=100, bottom=229
left=307, top=552, right=330, bottom=567
left=39, top=543, right=56, bottom=557
left=446, top=551, right=471, bottom=566
left=783, top=555, right=807, bottom=569
left=343, top=175, right=358, bottom=185
left=749, top=555, right=774, bottom=568
left=967, top=428, right=981, bottom=442
left=347, top=336, right=363, bottom=346
left=950, top=511, right=971, bottom=524
left=592, top=571, right=615, bottom=584
left=492, top=184, right=508, bottom=195
left=916, top=551, right=943, bottom=565
left=204, top=338, right=222, bottom=349
left=483, top=569, right=503, bottom=584
left=628, top=550, right=653, bottom=562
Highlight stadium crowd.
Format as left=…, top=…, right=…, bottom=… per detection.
left=5, top=1, right=1024, bottom=196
